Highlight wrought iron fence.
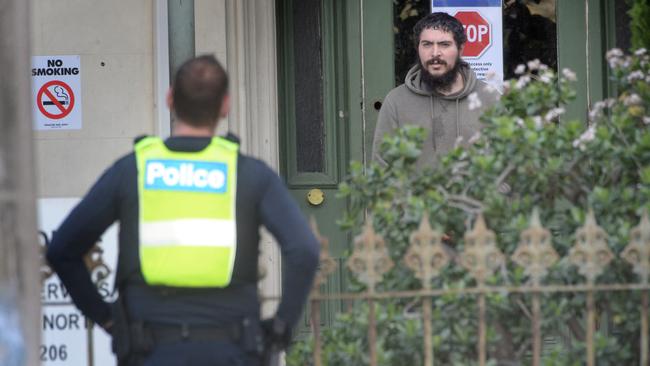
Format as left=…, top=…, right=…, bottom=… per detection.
left=304, top=209, right=650, bottom=366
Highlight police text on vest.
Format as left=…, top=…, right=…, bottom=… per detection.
left=145, top=160, right=228, bottom=193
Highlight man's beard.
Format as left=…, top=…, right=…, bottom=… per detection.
left=419, top=56, right=463, bottom=93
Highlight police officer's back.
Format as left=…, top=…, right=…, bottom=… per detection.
left=46, top=55, right=320, bottom=366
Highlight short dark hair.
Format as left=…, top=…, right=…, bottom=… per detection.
left=413, top=12, right=466, bottom=49
left=172, top=55, right=229, bottom=127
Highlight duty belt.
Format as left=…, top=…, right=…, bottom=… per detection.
left=147, top=322, right=242, bottom=344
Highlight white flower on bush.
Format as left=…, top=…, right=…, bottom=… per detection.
left=622, top=57, right=632, bottom=69
left=515, top=117, right=525, bottom=127
left=624, top=93, right=642, bottom=106
left=608, top=56, right=632, bottom=69
left=634, top=48, right=647, bottom=56
left=515, top=75, right=531, bottom=90
left=606, top=48, right=624, bottom=59
left=484, top=83, right=497, bottom=94
left=608, top=58, right=621, bottom=69
left=644, top=116, right=650, bottom=125
left=454, top=135, right=464, bottom=148
left=502, top=81, right=512, bottom=94
left=627, top=71, right=645, bottom=82
left=572, top=125, right=596, bottom=150
left=606, top=48, right=625, bottom=69
left=562, top=68, right=577, bottom=82
left=594, top=99, right=609, bottom=109
left=588, top=99, right=615, bottom=121
left=468, top=92, right=482, bottom=110
left=527, top=59, right=541, bottom=71
left=468, top=132, right=481, bottom=144
left=544, top=107, right=566, bottom=122
left=483, top=72, right=502, bottom=94
left=514, top=64, right=526, bottom=75
left=539, top=72, right=553, bottom=84
left=486, top=83, right=505, bottom=97
left=588, top=108, right=600, bottom=122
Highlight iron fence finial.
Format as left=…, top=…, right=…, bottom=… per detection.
left=622, top=210, right=650, bottom=284
left=512, top=208, right=559, bottom=286
left=347, top=218, right=393, bottom=293
left=310, top=216, right=337, bottom=292
left=404, top=213, right=449, bottom=290
left=459, top=213, right=504, bottom=286
left=569, top=209, right=614, bottom=284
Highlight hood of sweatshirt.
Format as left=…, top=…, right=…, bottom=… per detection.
left=404, top=63, right=477, bottom=100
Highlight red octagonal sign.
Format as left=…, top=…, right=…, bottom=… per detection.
left=454, top=11, right=491, bottom=58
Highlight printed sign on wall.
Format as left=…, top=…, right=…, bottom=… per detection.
left=39, top=198, right=117, bottom=365
left=32, top=56, right=82, bottom=130
left=432, top=0, right=504, bottom=86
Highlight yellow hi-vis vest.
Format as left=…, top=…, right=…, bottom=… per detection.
left=135, top=136, right=238, bottom=287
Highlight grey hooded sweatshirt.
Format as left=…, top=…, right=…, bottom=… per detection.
left=372, top=63, right=497, bottom=169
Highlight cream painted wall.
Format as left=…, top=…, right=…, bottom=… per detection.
left=223, top=0, right=283, bottom=319
left=30, top=0, right=284, bottom=322
left=31, top=0, right=155, bottom=197
left=195, top=0, right=230, bottom=136
left=195, top=0, right=283, bottom=314
left=195, top=0, right=228, bottom=66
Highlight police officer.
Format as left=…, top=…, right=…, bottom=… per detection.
left=47, top=55, right=320, bottom=366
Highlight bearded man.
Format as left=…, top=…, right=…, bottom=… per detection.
left=372, top=12, right=497, bottom=168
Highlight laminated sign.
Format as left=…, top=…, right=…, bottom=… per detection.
left=432, top=0, right=504, bottom=86
left=39, top=198, right=117, bottom=365
left=32, top=56, right=82, bottom=130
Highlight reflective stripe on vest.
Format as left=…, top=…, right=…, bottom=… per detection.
left=135, top=136, right=238, bottom=287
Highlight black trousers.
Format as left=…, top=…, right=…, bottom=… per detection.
left=121, top=340, right=261, bottom=366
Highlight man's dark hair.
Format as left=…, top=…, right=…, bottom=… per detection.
left=413, top=12, right=466, bottom=49
left=172, top=55, right=229, bottom=127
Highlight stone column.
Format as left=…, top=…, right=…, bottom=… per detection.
left=225, top=0, right=282, bottom=318
left=0, top=0, right=41, bottom=364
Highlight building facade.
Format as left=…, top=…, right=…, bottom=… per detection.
left=31, top=0, right=629, bottom=363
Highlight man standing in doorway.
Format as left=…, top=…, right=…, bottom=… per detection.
left=372, top=12, right=497, bottom=168
left=47, top=55, right=320, bottom=366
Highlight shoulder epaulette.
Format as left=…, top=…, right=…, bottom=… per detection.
left=225, top=132, right=241, bottom=144
left=133, top=135, right=149, bottom=144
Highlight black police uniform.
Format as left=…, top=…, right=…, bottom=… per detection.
left=47, top=135, right=320, bottom=365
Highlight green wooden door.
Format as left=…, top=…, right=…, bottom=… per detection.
left=557, top=0, right=619, bottom=121
left=276, top=0, right=394, bottom=264
left=276, top=0, right=394, bottom=328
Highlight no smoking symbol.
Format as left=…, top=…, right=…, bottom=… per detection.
left=37, top=80, right=75, bottom=120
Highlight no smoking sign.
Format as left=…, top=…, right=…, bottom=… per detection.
left=37, top=80, right=75, bottom=120
left=32, top=55, right=82, bottom=130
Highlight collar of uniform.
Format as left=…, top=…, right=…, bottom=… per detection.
left=163, top=133, right=241, bottom=152
left=133, top=133, right=241, bottom=152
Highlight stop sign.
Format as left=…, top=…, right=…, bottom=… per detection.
left=454, top=11, right=491, bottom=58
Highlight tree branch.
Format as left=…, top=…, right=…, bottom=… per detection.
left=436, top=186, right=484, bottom=214
left=495, top=163, right=516, bottom=191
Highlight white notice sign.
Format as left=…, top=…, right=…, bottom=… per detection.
left=31, top=55, right=82, bottom=130
left=39, top=198, right=117, bottom=365
left=432, top=0, right=504, bottom=87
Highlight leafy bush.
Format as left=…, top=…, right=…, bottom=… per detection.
left=287, top=49, right=650, bottom=365
left=629, top=0, right=650, bottom=51
left=286, top=302, right=423, bottom=366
